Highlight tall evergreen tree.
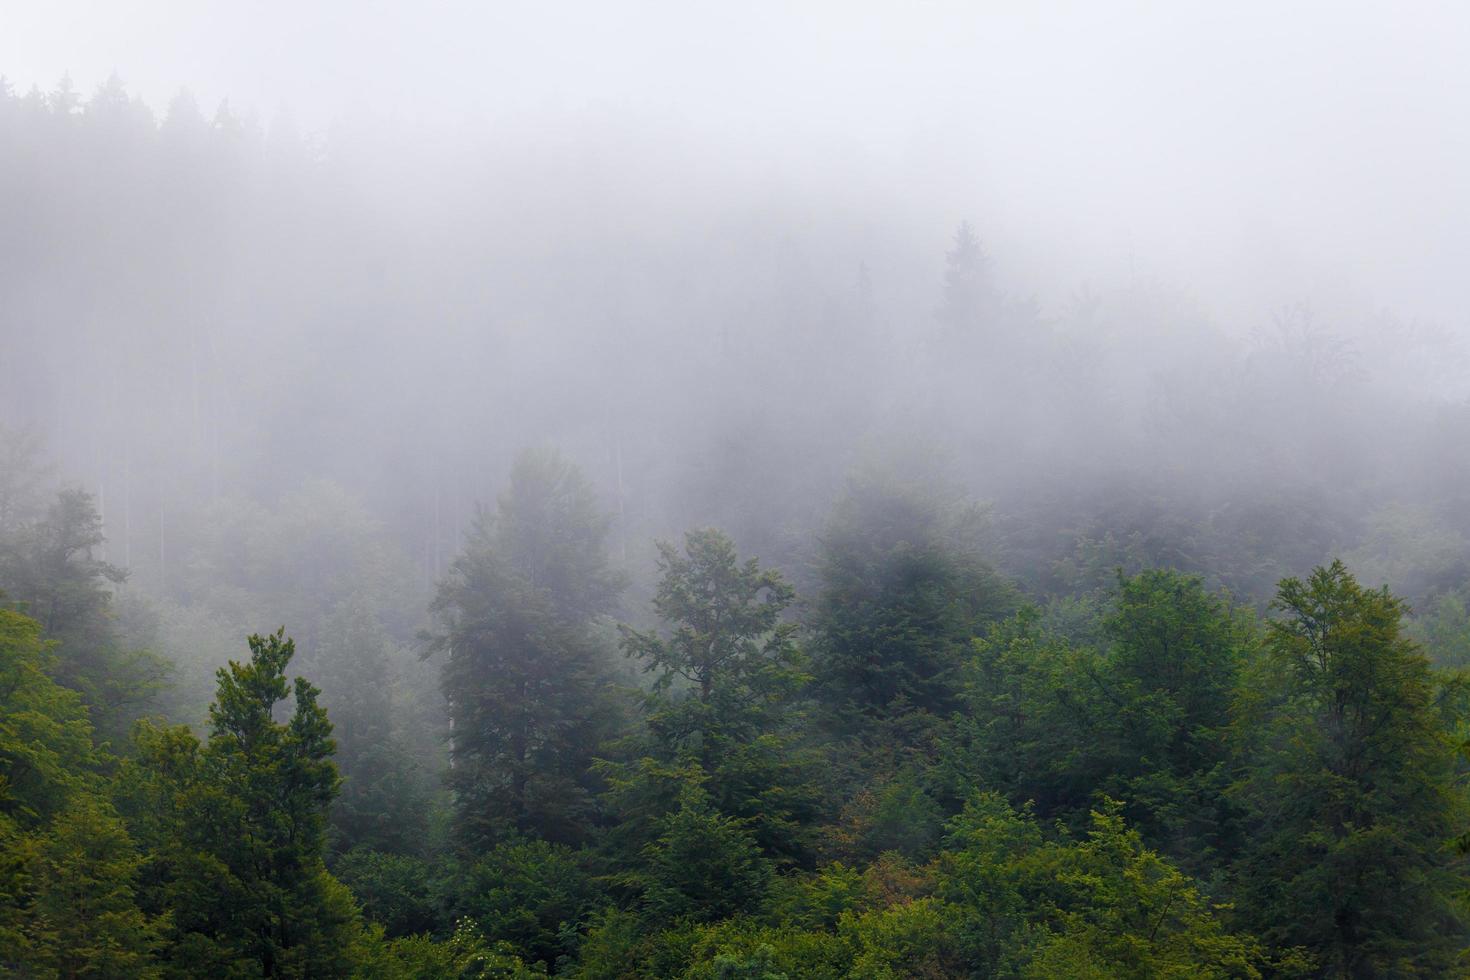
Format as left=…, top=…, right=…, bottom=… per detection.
left=314, top=597, right=427, bottom=856
left=431, top=449, right=624, bottom=848
left=119, top=629, right=364, bottom=978
left=936, top=221, right=994, bottom=340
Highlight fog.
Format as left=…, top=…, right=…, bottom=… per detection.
left=5, top=2, right=1469, bottom=582
left=6, top=5, right=1470, bottom=972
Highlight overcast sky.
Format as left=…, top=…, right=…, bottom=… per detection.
left=4, top=1, right=1468, bottom=333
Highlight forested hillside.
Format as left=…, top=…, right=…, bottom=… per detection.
left=4, top=71, right=1470, bottom=977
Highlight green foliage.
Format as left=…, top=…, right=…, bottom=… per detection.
left=954, top=570, right=1252, bottom=866
left=316, top=599, right=430, bottom=855
left=0, top=489, right=169, bottom=737
left=953, top=608, right=1103, bottom=820
left=623, top=527, right=803, bottom=768
left=1016, top=801, right=1263, bottom=979
left=118, top=629, right=368, bottom=977
left=447, top=837, right=601, bottom=968
left=826, top=766, right=944, bottom=863
left=936, top=793, right=1265, bottom=978
left=1231, top=560, right=1466, bottom=975
left=25, top=797, right=162, bottom=978
left=432, top=449, right=625, bottom=848
left=614, top=528, right=816, bottom=865
left=809, top=472, right=1016, bottom=723
left=1410, top=588, right=1470, bottom=669
left=335, top=848, right=441, bottom=938
left=4, top=437, right=1470, bottom=979
left=375, top=919, right=547, bottom=979
left=0, top=609, right=96, bottom=828
left=640, top=785, right=771, bottom=925
left=0, top=607, right=161, bottom=976
left=1093, top=570, right=1251, bottom=861
left=841, top=895, right=960, bottom=979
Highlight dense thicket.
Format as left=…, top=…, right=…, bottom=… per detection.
left=4, top=75, right=1470, bottom=977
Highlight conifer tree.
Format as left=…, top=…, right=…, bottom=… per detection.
left=121, top=629, right=364, bottom=977
left=431, top=449, right=624, bottom=847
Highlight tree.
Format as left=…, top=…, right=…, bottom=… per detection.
left=936, top=794, right=1264, bottom=978
left=0, top=609, right=96, bottom=830
left=953, top=609, right=1109, bottom=824
left=431, top=449, right=624, bottom=847
left=640, top=784, right=770, bottom=925
left=0, top=608, right=162, bottom=977
left=0, top=488, right=168, bottom=736
left=1017, top=802, right=1264, bottom=979
left=617, top=529, right=814, bottom=862
left=936, top=221, right=995, bottom=340
left=809, top=472, right=1015, bottom=726
left=623, top=528, right=802, bottom=769
left=0, top=423, right=50, bottom=538
left=953, top=572, right=1251, bottom=865
left=1230, top=561, right=1466, bottom=975
left=446, top=836, right=602, bottom=967
left=119, top=629, right=366, bottom=977
left=27, top=798, right=161, bottom=978
left=315, top=598, right=427, bottom=856
left=1092, top=570, right=1251, bottom=864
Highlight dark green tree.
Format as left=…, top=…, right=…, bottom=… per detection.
left=809, top=472, right=1015, bottom=726
left=617, top=529, right=814, bottom=862
left=640, top=784, right=770, bottom=926
left=1092, top=570, right=1252, bottom=864
left=0, top=488, right=168, bottom=737
left=1230, top=561, right=1466, bottom=975
left=26, top=798, right=161, bottom=978
left=431, top=449, right=625, bottom=847
left=119, top=629, right=366, bottom=977
left=622, top=528, right=802, bottom=769
left=0, top=608, right=160, bottom=976
left=315, top=598, right=428, bottom=856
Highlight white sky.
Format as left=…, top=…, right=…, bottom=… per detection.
left=3, top=1, right=1468, bottom=332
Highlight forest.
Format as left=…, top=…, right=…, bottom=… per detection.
left=4, top=22, right=1470, bottom=979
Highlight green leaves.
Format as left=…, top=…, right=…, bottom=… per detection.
left=623, top=528, right=804, bottom=758
left=610, top=529, right=816, bottom=869
left=1231, top=561, right=1464, bottom=974
left=118, top=628, right=368, bottom=977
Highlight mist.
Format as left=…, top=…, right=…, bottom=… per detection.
left=4, top=3, right=1470, bottom=975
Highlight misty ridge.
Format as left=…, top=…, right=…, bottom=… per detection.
left=3, top=9, right=1470, bottom=976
